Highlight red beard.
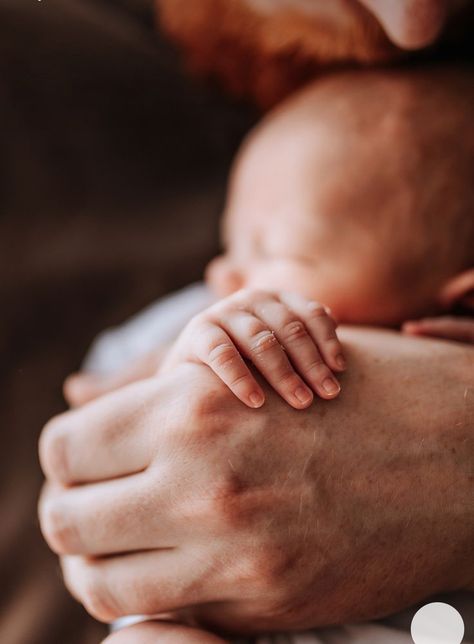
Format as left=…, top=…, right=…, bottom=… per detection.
left=155, top=0, right=405, bottom=108
left=155, top=0, right=474, bottom=109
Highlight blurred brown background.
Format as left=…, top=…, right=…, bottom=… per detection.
left=0, top=1, right=254, bottom=642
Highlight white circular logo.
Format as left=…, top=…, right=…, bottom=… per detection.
left=411, top=602, right=465, bottom=644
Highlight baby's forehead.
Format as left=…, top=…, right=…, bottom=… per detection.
left=225, top=195, right=334, bottom=254
left=227, top=94, right=429, bottom=252
left=226, top=170, right=421, bottom=266
left=233, top=119, right=394, bottom=219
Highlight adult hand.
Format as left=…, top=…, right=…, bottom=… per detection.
left=39, top=328, right=474, bottom=634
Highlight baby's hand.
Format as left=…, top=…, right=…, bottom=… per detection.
left=161, top=289, right=346, bottom=409
left=403, top=316, right=474, bottom=344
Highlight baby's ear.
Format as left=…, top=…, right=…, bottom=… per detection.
left=438, top=268, right=474, bottom=313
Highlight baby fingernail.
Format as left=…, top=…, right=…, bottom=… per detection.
left=249, top=392, right=264, bottom=408
left=295, top=386, right=313, bottom=405
left=336, top=355, right=346, bottom=370
left=322, top=378, right=340, bottom=396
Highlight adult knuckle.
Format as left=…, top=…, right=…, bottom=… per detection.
left=259, top=546, right=291, bottom=583
left=207, top=477, right=250, bottom=529
left=40, top=499, right=81, bottom=554
left=39, top=417, right=71, bottom=483
left=213, top=495, right=244, bottom=529
left=187, top=382, right=208, bottom=423
left=184, top=390, right=230, bottom=445
left=176, top=477, right=247, bottom=533
left=186, top=387, right=220, bottom=420
left=245, top=544, right=292, bottom=592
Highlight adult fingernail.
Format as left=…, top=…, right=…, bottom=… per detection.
left=336, top=355, right=346, bottom=370
left=249, top=392, right=265, bottom=408
left=295, top=386, right=313, bottom=405
left=322, top=378, right=341, bottom=396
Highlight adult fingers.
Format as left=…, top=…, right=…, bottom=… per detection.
left=103, top=621, right=228, bottom=644
left=39, top=474, right=176, bottom=556
left=62, top=549, right=222, bottom=624
left=40, top=378, right=163, bottom=485
left=254, top=294, right=342, bottom=400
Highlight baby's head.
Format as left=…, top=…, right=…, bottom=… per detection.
left=206, top=67, right=474, bottom=325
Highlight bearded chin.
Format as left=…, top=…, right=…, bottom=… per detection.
left=155, top=0, right=403, bottom=108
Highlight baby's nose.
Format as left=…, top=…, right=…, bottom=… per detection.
left=205, top=256, right=245, bottom=296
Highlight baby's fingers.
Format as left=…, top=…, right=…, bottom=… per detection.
left=250, top=295, right=341, bottom=401
left=218, top=311, right=314, bottom=409
left=280, top=293, right=346, bottom=373
left=403, top=317, right=474, bottom=344
left=194, top=321, right=265, bottom=408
